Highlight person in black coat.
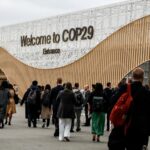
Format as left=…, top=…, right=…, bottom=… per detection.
left=83, top=84, right=91, bottom=126
left=50, top=78, right=64, bottom=137
left=108, top=67, right=150, bottom=150
left=0, top=81, right=9, bottom=128
left=21, top=80, right=41, bottom=128
left=88, top=83, right=107, bottom=142
left=104, top=82, right=113, bottom=131
left=56, top=82, right=76, bottom=141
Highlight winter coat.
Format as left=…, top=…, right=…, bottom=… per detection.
left=21, top=85, right=41, bottom=118
left=0, top=88, right=9, bottom=119
left=50, top=85, right=64, bottom=118
left=41, top=89, right=51, bottom=119
left=57, top=89, right=76, bottom=119
left=108, top=81, right=150, bottom=149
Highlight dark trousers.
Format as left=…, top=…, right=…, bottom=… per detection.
left=75, top=108, right=82, bottom=129
left=53, top=117, right=59, bottom=136
left=0, top=113, right=4, bottom=128
left=108, top=127, right=126, bottom=150
left=84, top=104, right=89, bottom=125
left=27, top=104, right=37, bottom=127
left=107, top=111, right=110, bottom=131
left=71, top=118, right=74, bottom=131
left=126, top=133, right=149, bottom=150
left=108, top=127, right=149, bottom=150
left=0, top=106, right=6, bottom=128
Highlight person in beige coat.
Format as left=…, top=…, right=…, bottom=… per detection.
left=41, top=84, right=51, bottom=128
left=5, top=84, right=16, bottom=125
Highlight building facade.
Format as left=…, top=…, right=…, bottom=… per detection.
left=0, top=0, right=150, bottom=96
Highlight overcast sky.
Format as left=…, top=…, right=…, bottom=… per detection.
left=0, top=0, right=127, bottom=27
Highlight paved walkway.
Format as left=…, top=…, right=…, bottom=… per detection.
left=0, top=105, right=109, bottom=150
left=1, top=106, right=150, bottom=150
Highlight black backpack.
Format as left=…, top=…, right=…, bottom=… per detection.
left=42, top=91, right=50, bottom=107
left=74, top=91, right=83, bottom=107
left=92, top=96, right=105, bottom=112
left=27, top=89, right=37, bottom=105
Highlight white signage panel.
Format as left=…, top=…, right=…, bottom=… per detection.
left=0, top=0, right=150, bottom=69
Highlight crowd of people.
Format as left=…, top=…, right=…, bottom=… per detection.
left=0, top=67, right=150, bottom=149
left=19, top=78, right=112, bottom=142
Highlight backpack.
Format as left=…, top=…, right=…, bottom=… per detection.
left=92, top=96, right=105, bottom=112
left=74, top=90, right=83, bottom=107
left=109, top=84, right=133, bottom=127
left=42, top=91, right=50, bottom=107
left=27, top=89, right=37, bottom=105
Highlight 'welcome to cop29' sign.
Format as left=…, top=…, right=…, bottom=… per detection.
left=1, top=0, right=146, bottom=69
left=20, top=25, right=94, bottom=54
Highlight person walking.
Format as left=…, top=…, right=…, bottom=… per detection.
left=104, top=82, right=113, bottom=131
left=26, top=80, right=41, bottom=128
left=50, top=78, right=64, bottom=137
left=73, top=83, right=84, bottom=132
left=5, top=84, right=16, bottom=125
left=41, top=84, right=51, bottom=128
left=108, top=67, right=150, bottom=150
left=56, top=82, right=76, bottom=142
left=0, top=81, right=9, bottom=128
left=82, top=84, right=91, bottom=126
left=88, top=83, right=107, bottom=142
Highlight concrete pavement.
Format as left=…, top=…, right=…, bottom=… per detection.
left=0, top=105, right=108, bottom=150
left=1, top=105, right=150, bottom=150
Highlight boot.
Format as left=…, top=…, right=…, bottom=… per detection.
left=92, top=135, right=96, bottom=141
left=96, top=135, right=100, bottom=142
left=42, top=123, right=45, bottom=128
left=5, top=120, right=7, bottom=125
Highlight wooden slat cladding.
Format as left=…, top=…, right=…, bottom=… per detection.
left=0, top=15, right=150, bottom=97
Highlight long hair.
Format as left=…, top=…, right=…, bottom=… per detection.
left=95, top=82, right=103, bottom=93
left=45, top=84, right=51, bottom=90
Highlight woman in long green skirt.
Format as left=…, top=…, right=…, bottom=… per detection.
left=92, top=112, right=105, bottom=142
left=88, top=83, right=106, bottom=142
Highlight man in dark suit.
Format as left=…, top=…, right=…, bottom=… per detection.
left=50, top=78, right=64, bottom=137
left=108, top=67, right=150, bottom=150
